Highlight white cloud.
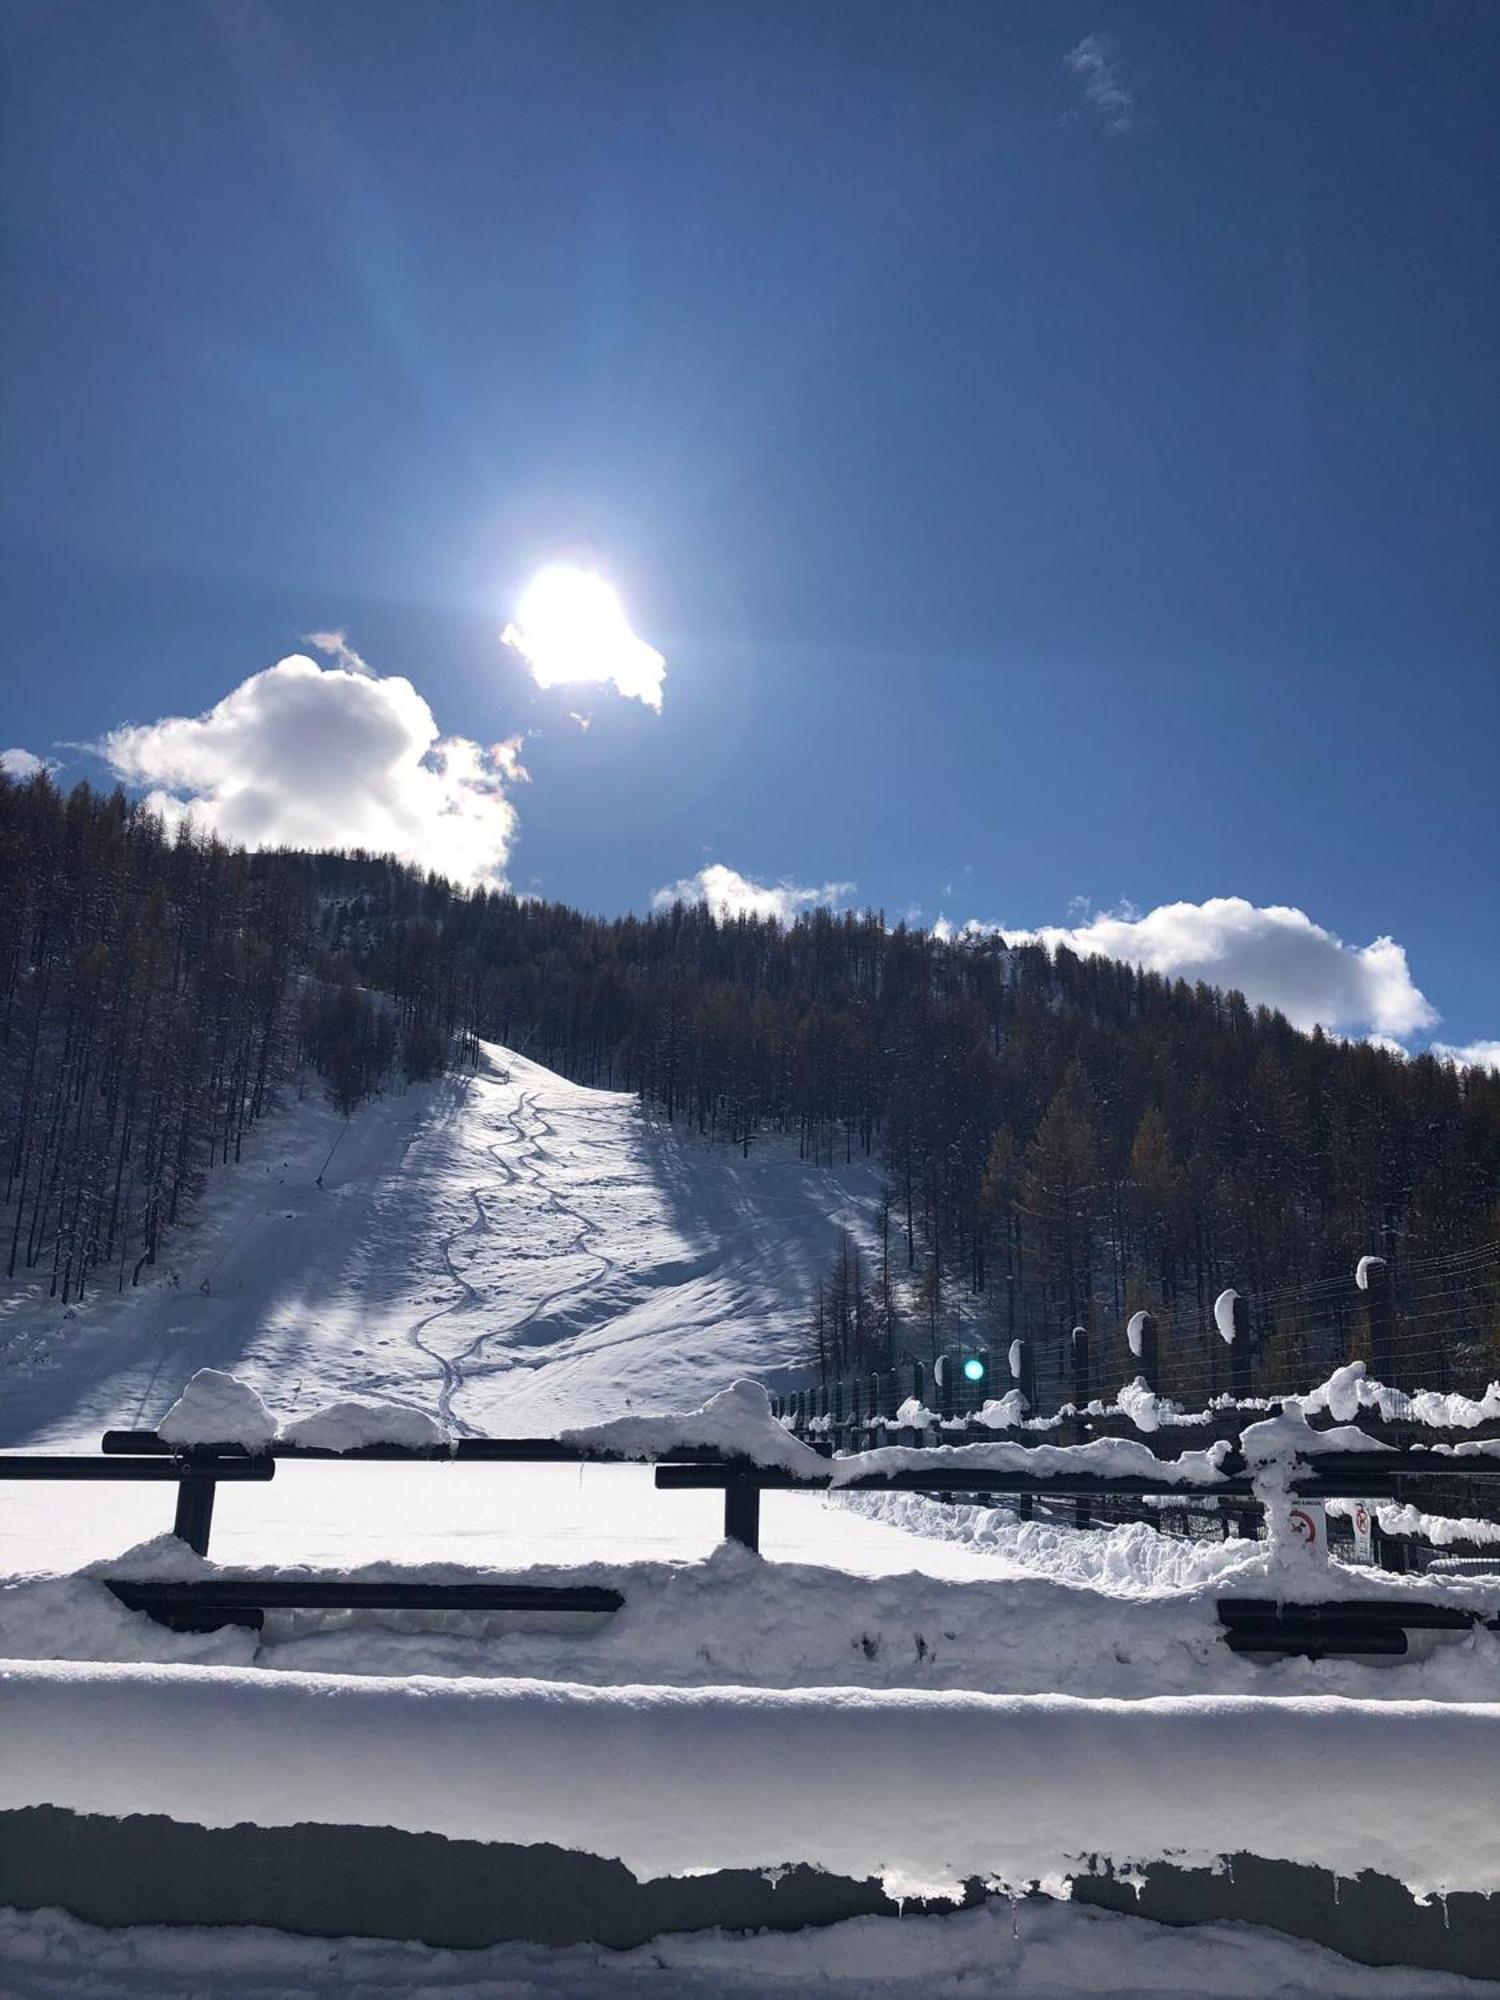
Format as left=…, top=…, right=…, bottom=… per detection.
left=99, top=653, right=519, bottom=888
left=303, top=628, right=373, bottom=676
left=491, top=734, right=530, bottom=784
left=1065, top=32, right=1137, bottom=135
left=503, top=566, right=665, bottom=711
left=652, top=863, right=853, bottom=926
left=1, top=747, right=53, bottom=779
left=1429, top=1039, right=1500, bottom=1075
left=952, top=897, right=1438, bottom=1039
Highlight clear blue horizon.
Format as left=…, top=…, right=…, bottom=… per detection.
left=2, top=1, right=1496, bottom=1056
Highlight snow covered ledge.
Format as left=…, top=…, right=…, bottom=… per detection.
left=2, top=1661, right=1497, bottom=1906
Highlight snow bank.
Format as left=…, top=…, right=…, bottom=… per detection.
left=156, top=1370, right=276, bottom=1451
left=562, top=1381, right=825, bottom=1474
left=282, top=1398, right=447, bottom=1453
left=3, top=1660, right=1497, bottom=1903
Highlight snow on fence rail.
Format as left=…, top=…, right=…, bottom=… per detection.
left=3, top=1375, right=1498, bottom=1564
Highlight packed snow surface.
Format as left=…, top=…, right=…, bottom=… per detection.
left=6, top=1896, right=1494, bottom=2000
left=0, top=1046, right=877, bottom=1446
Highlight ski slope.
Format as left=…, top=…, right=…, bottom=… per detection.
left=0, top=1045, right=877, bottom=1449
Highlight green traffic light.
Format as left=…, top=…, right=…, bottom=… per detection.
left=962, top=1356, right=986, bottom=1383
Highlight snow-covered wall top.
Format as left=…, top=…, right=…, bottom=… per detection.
left=3, top=1659, right=1496, bottom=1904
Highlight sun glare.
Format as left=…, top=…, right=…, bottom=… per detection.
left=502, top=565, right=665, bottom=711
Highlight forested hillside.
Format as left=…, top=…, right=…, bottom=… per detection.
left=5, top=773, right=1498, bottom=1369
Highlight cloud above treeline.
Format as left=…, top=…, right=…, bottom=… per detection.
left=1, top=747, right=54, bottom=779
left=1429, top=1039, right=1500, bottom=1074
left=98, top=645, right=522, bottom=889
left=652, top=863, right=853, bottom=925
left=935, top=897, right=1439, bottom=1041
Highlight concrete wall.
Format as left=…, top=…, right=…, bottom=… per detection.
left=3, top=1806, right=1495, bottom=1979
left=1074, top=1854, right=1500, bottom=1984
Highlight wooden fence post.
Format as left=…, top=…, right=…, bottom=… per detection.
left=173, top=1457, right=218, bottom=1557
left=1126, top=1310, right=1158, bottom=1393
left=1070, top=1324, right=1090, bottom=1409
left=1071, top=1326, right=1092, bottom=1530
left=1231, top=1292, right=1252, bottom=1402
left=723, top=1469, right=761, bottom=1553
left=1007, top=1341, right=1033, bottom=1518
left=1358, top=1255, right=1395, bottom=1385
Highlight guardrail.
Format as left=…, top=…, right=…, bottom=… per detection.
left=1, top=1424, right=1493, bottom=1558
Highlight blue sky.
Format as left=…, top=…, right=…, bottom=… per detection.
left=2, top=1, right=1496, bottom=1058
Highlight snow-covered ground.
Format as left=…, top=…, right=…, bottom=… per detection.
left=0, top=1046, right=877, bottom=1447
left=5, top=1045, right=1500, bottom=1993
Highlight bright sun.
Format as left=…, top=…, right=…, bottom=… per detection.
left=502, top=565, right=665, bottom=711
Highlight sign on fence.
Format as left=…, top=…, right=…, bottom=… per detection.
left=1286, top=1501, right=1327, bottom=1555
left=1350, top=1500, right=1374, bottom=1565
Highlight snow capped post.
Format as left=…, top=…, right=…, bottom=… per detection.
left=1215, top=1288, right=1252, bottom=1401
left=1357, top=1254, right=1395, bottom=1386
left=1125, top=1310, right=1157, bottom=1395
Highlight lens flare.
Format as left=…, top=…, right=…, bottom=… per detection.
left=502, top=566, right=665, bottom=711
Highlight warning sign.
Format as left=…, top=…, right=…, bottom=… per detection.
left=1350, top=1500, right=1374, bottom=1565
left=1286, top=1501, right=1326, bottom=1553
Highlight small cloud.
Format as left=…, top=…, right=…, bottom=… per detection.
left=1366, top=1035, right=1410, bottom=1059
left=567, top=711, right=593, bottom=733
left=1, top=747, right=56, bottom=779
left=1065, top=32, right=1138, bottom=135
left=304, top=628, right=373, bottom=676
left=491, top=734, right=530, bottom=783
left=1428, top=1039, right=1500, bottom=1075
left=97, top=652, right=520, bottom=889
left=503, top=566, right=665, bottom=711
left=652, top=862, right=853, bottom=926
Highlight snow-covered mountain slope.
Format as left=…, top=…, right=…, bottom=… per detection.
left=0, top=1046, right=877, bottom=1449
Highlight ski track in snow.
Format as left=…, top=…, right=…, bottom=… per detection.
left=0, top=1046, right=879, bottom=1449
